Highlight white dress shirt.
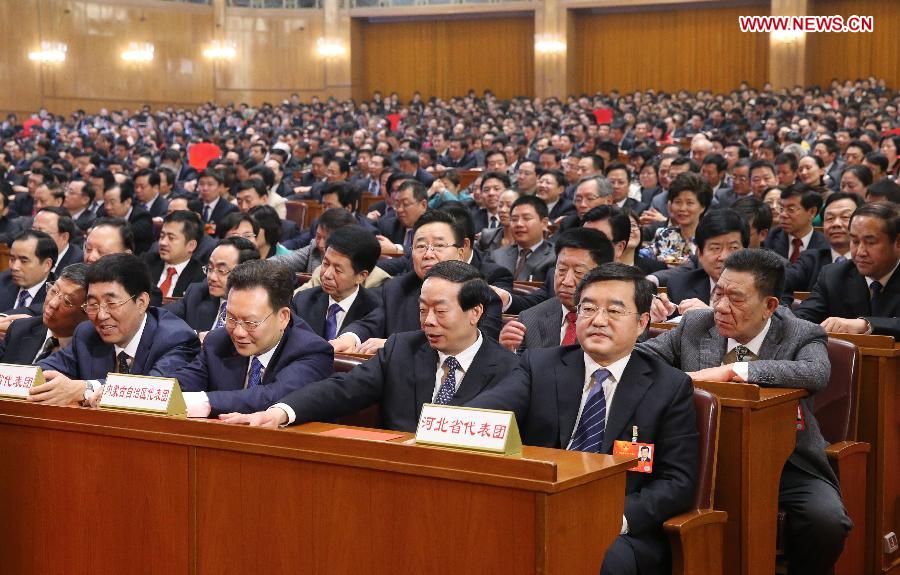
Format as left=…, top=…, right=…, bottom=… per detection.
left=156, top=259, right=191, bottom=297
left=432, top=331, right=483, bottom=402
left=725, top=317, right=772, bottom=381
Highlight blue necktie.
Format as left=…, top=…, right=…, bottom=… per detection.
left=834, top=255, right=847, bottom=264
left=203, top=205, right=211, bottom=222
left=247, top=357, right=263, bottom=389
left=434, top=356, right=461, bottom=405
left=15, top=290, right=29, bottom=309
left=870, top=280, right=883, bottom=314
left=403, top=229, right=413, bottom=249
left=213, top=300, right=227, bottom=329
left=569, top=369, right=611, bottom=453
left=325, top=303, right=341, bottom=340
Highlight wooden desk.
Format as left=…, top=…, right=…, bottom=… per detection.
left=692, top=381, right=806, bottom=575
left=0, top=401, right=636, bottom=574
left=0, top=243, right=8, bottom=272
left=827, top=333, right=900, bottom=574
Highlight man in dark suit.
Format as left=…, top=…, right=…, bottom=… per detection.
left=537, top=169, right=577, bottom=222
left=0, top=229, right=57, bottom=317
left=0, top=263, right=89, bottom=365
left=639, top=249, right=851, bottom=574
left=31, top=208, right=83, bottom=274
left=62, top=180, right=97, bottom=233
left=784, top=193, right=861, bottom=294
left=814, top=139, right=844, bottom=191
left=605, top=162, right=643, bottom=215
left=468, top=263, right=698, bottom=575
left=165, top=237, right=259, bottom=337
left=437, top=202, right=514, bottom=292
left=500, top=228, right=613, bottom=351
left=438, top=138, right=477, bottom=169
left=333, top=211, right=503, bottom=354
left=554, top=175, right=615, bottom=237
left=102, top=180, right=154, bottom=255
left=173, top=260, right=333, bottom=417
left=143, top=210, right=206, bottom=299
left=651, top=210, right=749, bottom=322
left=470, top=171, right=508, bottom=232
left=33, top=253, right=200, bottom=405
left=796, top=202, right=900, bottom=339
left=490, top=195, right=556, bottom=281
left=0, top=190, right=24, bottom=245
left=134, top=168, right=169, bottom=218
left=764, top=183, right=829, bottom=262
left=292, top=225, right=381, bottom=343
left=220, top=260, right=518, bottom=431
left=197, top=168, right=238, bottom=232
left=375, top=179, right=427, bottom=255
left=396, top=149, right=436, bottom=187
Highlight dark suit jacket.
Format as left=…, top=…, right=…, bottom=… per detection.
left=517, top=296, right=565, bottom=350
left=145, top=234, right=217, bottom=267
left=38, top=307, right=200, bottom=380
left=145, top=256, right=206, bottom=298
left=0, top=315, right=48, bottom=364
left=173, top=313, right=333, bottom=416
left=343, top=270, right=503, bottom=342
left=466, top=346, right=697, bottom=571
left=795, top=259, right=900, bottom=339
left=54, top=244, right=83, bottom=274
left=548, top=197, right=577, bottom=221
left=163, top=279, right=221, bottom=333
left=377, top=214, right=409, bottom=246
left=143, top=195, right=169, bottom=218
left=277, top=330, right=518, bottom=432
left=638, top=307, right=838, bottom=487
left=0, top=215, right=23, bottom=244
left=128, top=206, right=155, bottom=255
left=72, top=209, right=96, bottom=233
left=292, top=286, right=381, bottom=340
left=490, top=241, right=556, bottom=282
left=10, top=192, right=33, bottom=218
left=763, top=228, right=830, bottom=260
left=202, top=199, right=238, bottom=229
left=784, top=248, right=835, bottom=293
left=666, top=267, right=712, bottom=307
left=471, top=207, right=501, bottom=233
left=438, top=154, right=477, bottom=170
left=0, top=272, right=49, bottom=315
left=619, top=197, right=644, bottom=216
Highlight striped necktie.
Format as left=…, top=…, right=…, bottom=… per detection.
left=569, top=369, right=611, bottom=453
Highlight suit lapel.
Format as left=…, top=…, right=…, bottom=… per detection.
left=556, top=348, right=587, bottom=448
left=601, top=354, right=654, bottom=453
left=451, top=341, right=497, bottom=405
left=132, top=312, right=158, bottom=374
left=307, top=290, right=329, bottom=335
left=261, top=326, right=289, bottom=385
left=757, top=312, right=786, bottom=360
left=541, top=302, right=564, bottom=346
left=413, top=340, right=439, bottom=410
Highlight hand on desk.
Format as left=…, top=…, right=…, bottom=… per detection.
left=28, top=371, right=87, bottom=406
left=820, top=317, right=869, bottom=334
left=330, top=333, right=358, bottom=353
left=356, top=338, right=387, bottom=354
left=219, top=407, right=287, bottom=428
left=0, top=314, right=31, bottom=332
left=687, top=364, right=746, bottom=383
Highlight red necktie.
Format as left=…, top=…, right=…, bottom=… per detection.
left=562, top=311, right=578, bottom=345
left=159, top=266, right=177, bottom=297
left=789, top=237, right=803, bottom=263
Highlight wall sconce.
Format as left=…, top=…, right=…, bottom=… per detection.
left=535, top=38, right=566, bottom=55
left=203, top=40, right=237, bottom=61
left=771, top=30, right=805, bottom=45
left=28, top=42, right=67, bottom=64
left=121, top=42, right=155, bottom=63
left=316, top=38, right=346, bottom=58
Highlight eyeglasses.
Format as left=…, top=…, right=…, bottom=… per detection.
left=412, top=243, right=459, bottom=254
left=202, top=265, right=233, bottom=277
left=45, top=281, right=77, bottom=308
left=576, top=303, right=642, bottom=322
left=224, top=311, right=273, bottom=332
left=82, top=295, right=137, bottom=316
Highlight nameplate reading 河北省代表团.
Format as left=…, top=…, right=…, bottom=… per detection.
left=0, top=364, right=44, bottom=399
left=99, top=373, right=186, bottom=417
left=415, top=404, right=521, bottom=455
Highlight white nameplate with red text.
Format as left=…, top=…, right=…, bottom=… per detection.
left=99, top=374, right=186, bottom=417
left=0, top=364, right=44, bottom=399
left=415, top=404, right=522, bottom=455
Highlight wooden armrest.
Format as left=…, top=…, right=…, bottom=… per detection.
left=663, top=509, right=727, bottom=533
left=825, top=441, right=870, bottom=460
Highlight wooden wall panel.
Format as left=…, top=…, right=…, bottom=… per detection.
left=356, top=15, right=534, bottom=101
left=0, top=1, right=47, bottom=116
left=807, top=0, right=899, bottom=87
left=573, top=4, right=770, bottom=94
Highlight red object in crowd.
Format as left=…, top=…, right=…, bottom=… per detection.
left=387, top=113, right=401, bottom=132
left=592, top=108, right=613, bottom=125
left=188, top=142, right=222, bottom=171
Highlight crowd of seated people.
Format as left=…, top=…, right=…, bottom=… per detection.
left=0, top=77, right=898, bottom=574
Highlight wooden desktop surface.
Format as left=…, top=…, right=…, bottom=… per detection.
left=0, top=400, right=636, bottom=575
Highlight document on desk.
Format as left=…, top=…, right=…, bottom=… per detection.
left=318, top=427, right=405, bottom=442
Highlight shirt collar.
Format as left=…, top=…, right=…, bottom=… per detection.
left=865, top=258, right=900, bottom=289
left=164, top=258, right=192, bottom=277
left=792, top=227, right=814, bottom=248
left=144, top=193, right=159, bottom=209
left=560, top=303, right=574, bottom=326
left=727, top=317, right=772, bottom=356
left=830, top=248, right=851, bottom=262
left=24, top=277, right=49, bottom=297
left=437, top=330, right=483, bottom=374
left=114, top=313, right=148, bottom=359
left=583, top=351, right=632, bottom=384
left=328, top=285, right=360, bottom=312
left=254, top=338, right=280, bottom=370
left=520, top=239, right=543, bottom=253
left=205, top=197, right=220, bottom=210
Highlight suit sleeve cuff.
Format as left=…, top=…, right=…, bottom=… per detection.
left=621, top=515, right=629, bottom=535
left=271, top=403, right=295, bottom=426
left=183, top=392, right=211, bottom=418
